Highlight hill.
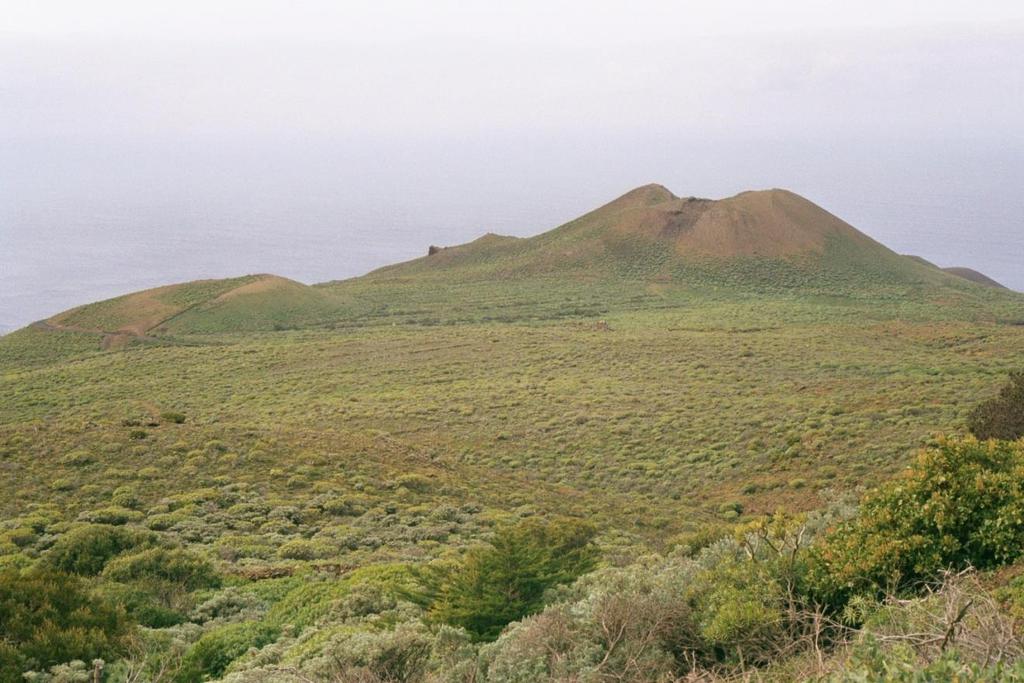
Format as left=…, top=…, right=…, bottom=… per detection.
left=14, top=185, right=1020, bottom=341
left=942, top=266, right=1008, bottom=289
left=28, top=274, right=334, bottom=348
left=315, top=185, right=1021, bottom=327
left=5, top=185, right=1021, bottom=347
left=356, top=185, right=941, bottom=289
left=905, top=255, right=1008, bottom=290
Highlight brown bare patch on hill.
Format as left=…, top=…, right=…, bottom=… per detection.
left=679, top=189, right=861, bottom=258
left=41, top=275, right=281, bottom=341
left=48, top=283, right=187, bottom=336
left=602, top=187, right=882, bottom=260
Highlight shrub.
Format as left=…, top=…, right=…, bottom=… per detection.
left=266, top=580, right=351, bottom=632
left=691, top=555, right=788, bottom=665
left=161, top=411, right=187, bottom=424
left=718, top=501, right=744, bottom=520
left=60, top=450, right=93, bottom=467
left=102, top=547, right=221, bottom=592
left=174, top=622, right=278, bottom=682
left=94, top=582, right=186, bottom=628
left=22, top=659, right=110, bottom=682
left=811, top=438, right=1024, bottom=607
left=4, top=527, right=37, bottom=548
left=191, top=588, right=267, bottom=625
left=145, top=513, right=183, bottom=531
left=485, top=557, right=700, bottom=681
left=42, top=524, right=158, bottom=576
left=305, top=622, right=433, bottom=682
left=320, top=496, right=363, bottom=517
left=410, top=517, right=599, bottom=641
left=968, top=371, right=1024, bottom=441
left=77, top=506, right=143, bottom=526
left=831, top=642, right=1024, bottom=681
left=110, top=486, right=140, bottom=509
left=0, top=570, right=130, bottom=680
left=264, top=565, right=414, bottom=633
left=396, top=473, right=433, bottom=493
left=277, top=538, right=333, bottom=561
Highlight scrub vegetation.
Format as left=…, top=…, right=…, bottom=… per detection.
left=2, top=185, right=1023, bottom=681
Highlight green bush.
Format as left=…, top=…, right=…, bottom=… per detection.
left=410, top=517, right=598, bottom=641
left=831, top=640, right=1024, bottom=681
left=42, top=524, right=159, bottom=576
left=812, top=438, right=1024, bottom=606
left=94, top=582, right=186, bottom=628
left=102, top=547, right=221, bottom=591
left=110, top=486, right=140, bottom=509
left=0, top=570, right=130, bottom=680
left=320, top=496, right=363, bottom=516
left=396, top=473, right=433, bottom=493
left=266, top=580, right=351, bottom=632
left=968, top=371, right=1024, bottom=441
left=78, top=506, right=143, bottom=526
left=692, top=558, right=787, bottom=665
left=718, top=501, right=744, bottom=520
left=60, top=450, right=93, bottom=467
left=304, top=622, right=434, bottom=682
left=174, top=622, right=278, bottom=682
left=478, top=521, right=806, bottom=681
left=277, top=538, right=333, bottom=560
left=4, top=527, right=37, bottom=548
left=145, top=512, right=183, bottom=531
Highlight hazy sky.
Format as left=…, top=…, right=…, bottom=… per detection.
left=8, top=1, right=1024, bottom=39
left=2, top=2, right=1023, bottom=329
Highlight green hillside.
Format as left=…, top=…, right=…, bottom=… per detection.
left=906, top=255, right=1010, bottom=290
left=317, top=185, right=1019, bottom=327
left=15, top=185, right=1019, bottom=344
left=2, top=185, right=1024, bottom=681
left=943, top=266, right=1009, bottom=289
left=354, top=185, right=942, bottom=287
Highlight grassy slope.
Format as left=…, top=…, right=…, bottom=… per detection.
left=943, top=266, right=1009, bottom=289
left=47, top=276, right=261, bottom=335
left=3, top=295, right=1024, bottom=550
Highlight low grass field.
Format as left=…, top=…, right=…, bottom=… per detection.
left=3, top=289, right=1022, bottom=561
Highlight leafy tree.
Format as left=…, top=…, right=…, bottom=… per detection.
left=811, top=438, right=1024, bottom=607
left=410, top=517, right=598, bottom=641
left=0, top=570, right=131, bottom=680
left=968, top=371, right=1024, bottom=441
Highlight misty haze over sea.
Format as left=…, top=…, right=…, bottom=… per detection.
left=2, top=135, right=1023, bottom=334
